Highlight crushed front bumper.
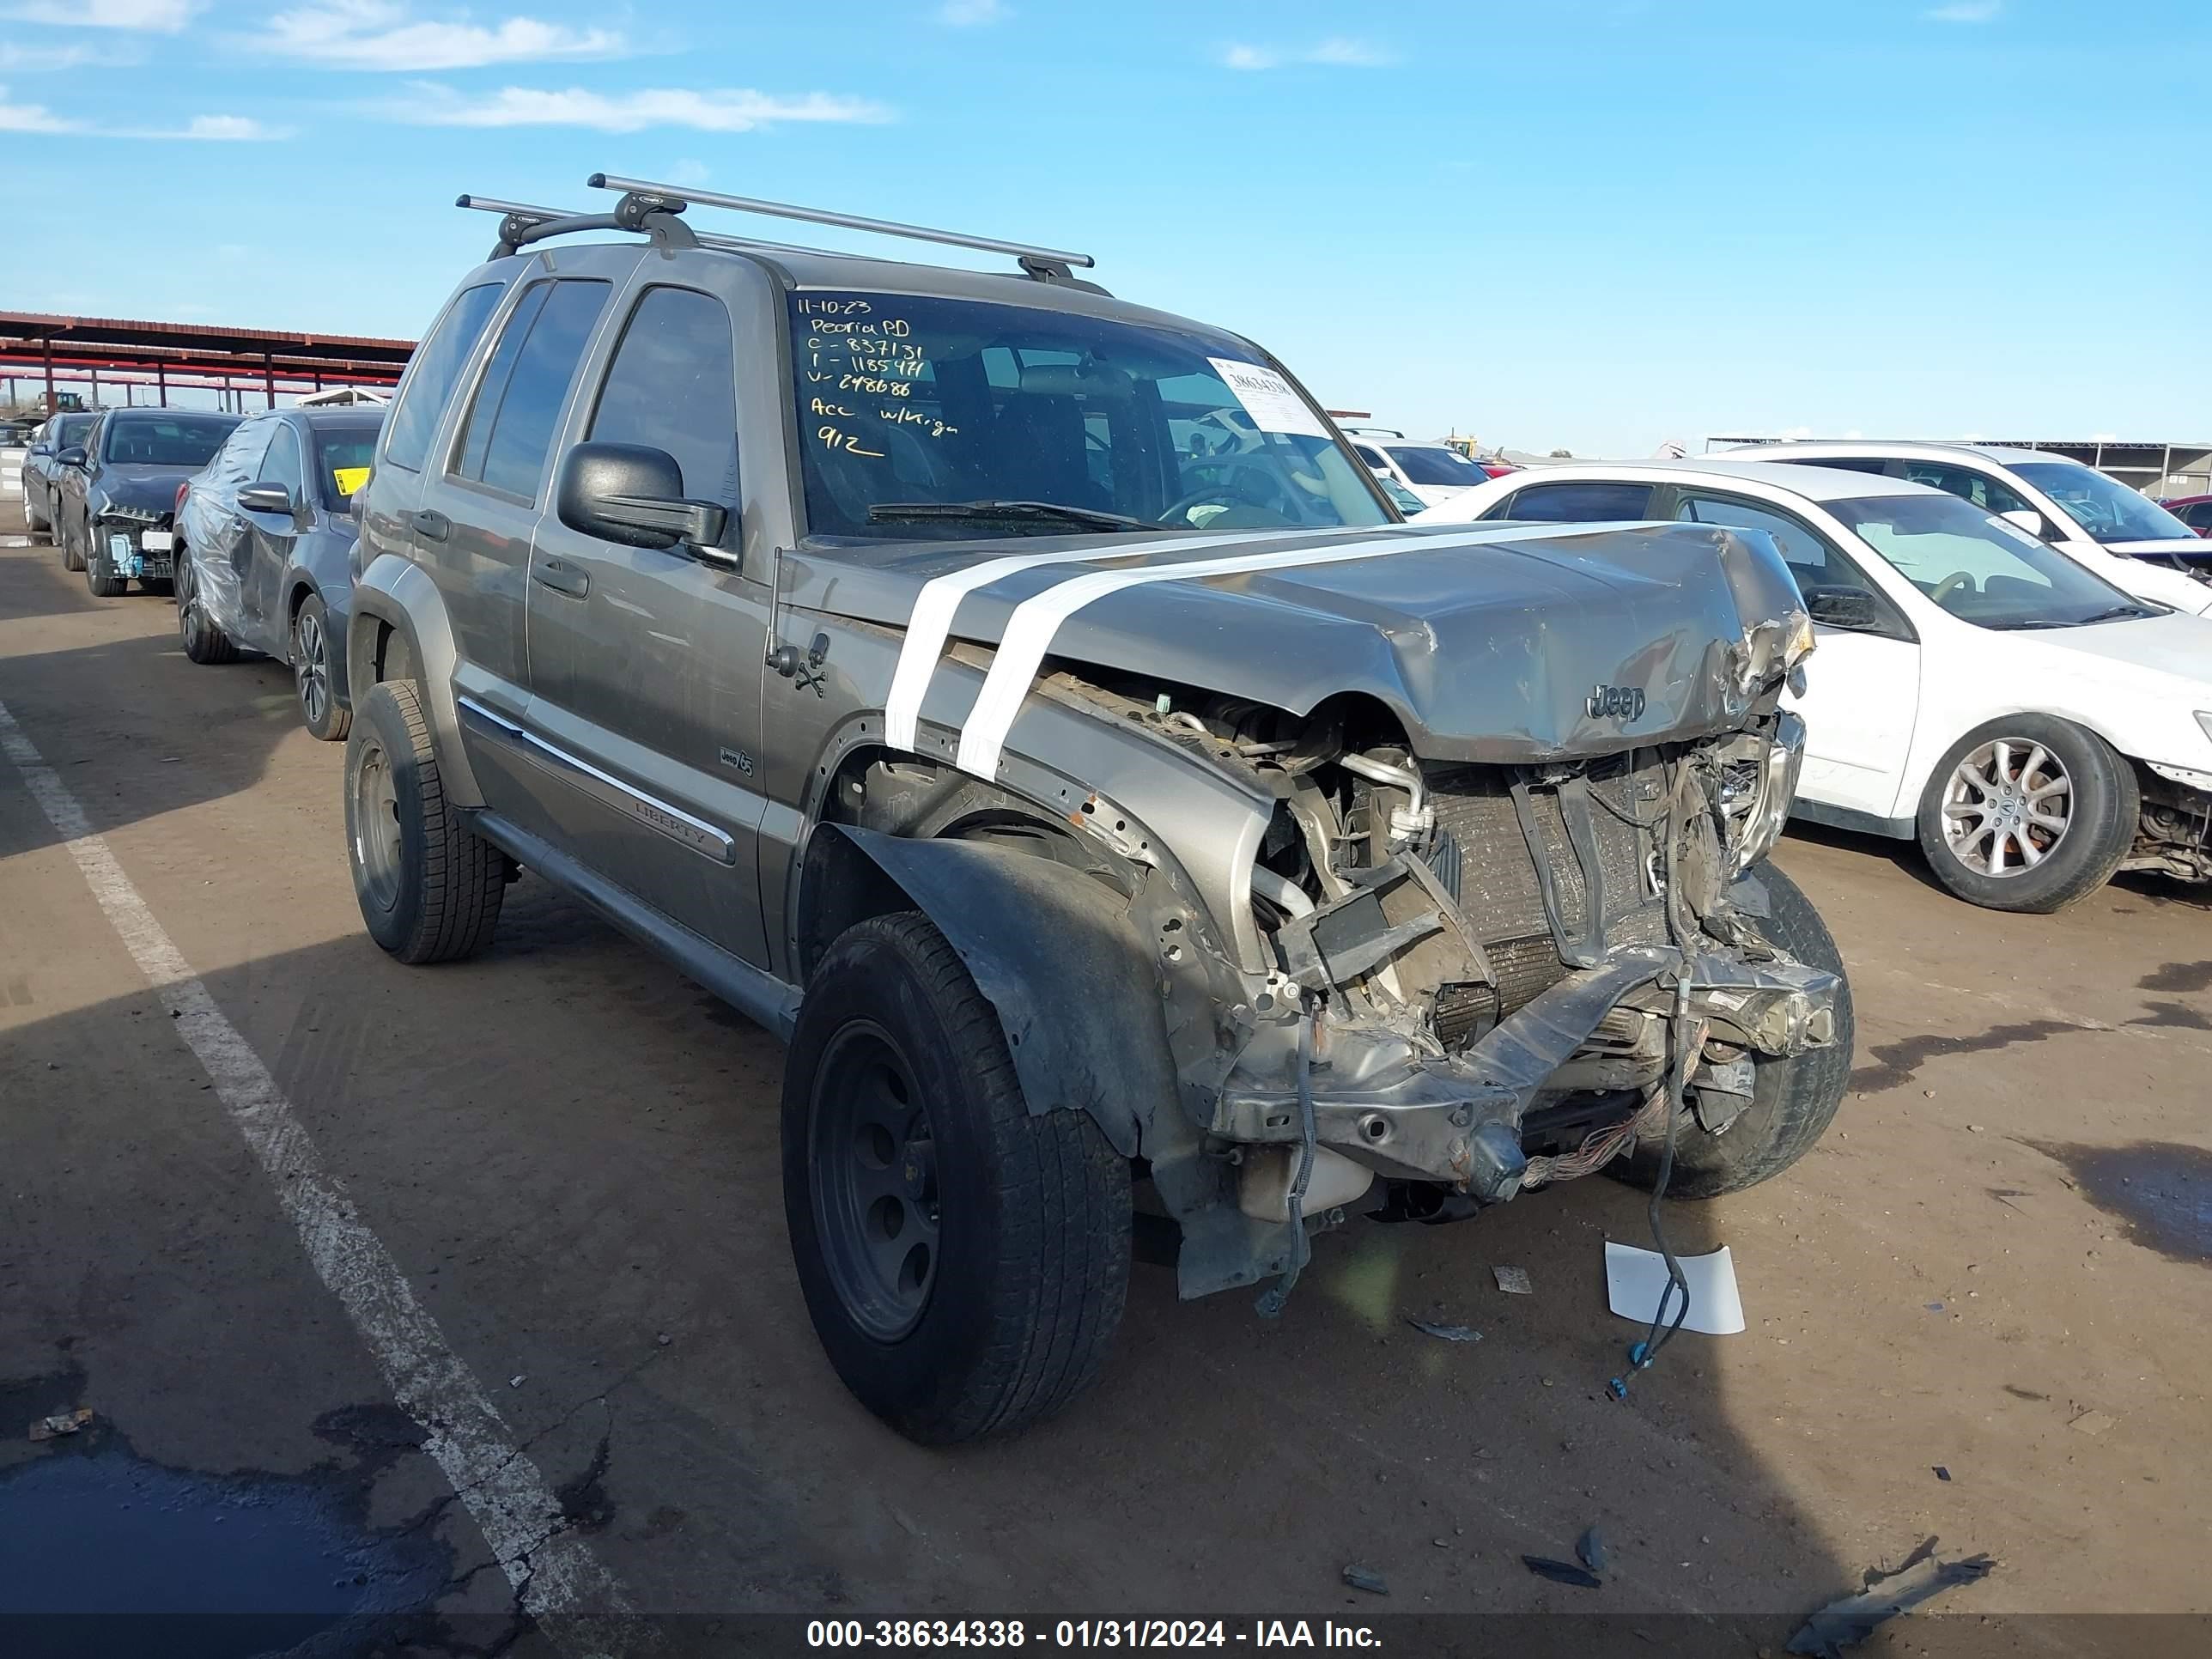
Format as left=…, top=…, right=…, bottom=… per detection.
left=1216, top=942, right=1840, bottom=1195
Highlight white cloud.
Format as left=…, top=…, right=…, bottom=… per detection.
left=1923, top=1, right=2001, bottom=21
left=0, top=85, right=284, bottom=138
left=176, top=114, right=281, bottom=139
left=935, top=0, right=1006, bottom=23
left=0, top=84, right=77, bottom=131
left=665, top=157, right=711, bottom=185
left=1219, top=38, right=1395, bottom=70
left=382, top=82, right=895, bottom=132
left=0, top=41, right=112, bottom=70
left=261, top=1, right=627, bottom=70
left=3, top=0, right=198, bottom=28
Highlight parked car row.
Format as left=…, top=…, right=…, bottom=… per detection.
left=1418, top=450, right=2212, bottom=912
left=21, top=403, right=384, bottom=739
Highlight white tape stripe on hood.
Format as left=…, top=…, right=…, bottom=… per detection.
left=953, top=520, right=1621, bottom=778
left=882, top=530, right=1334, bottom=750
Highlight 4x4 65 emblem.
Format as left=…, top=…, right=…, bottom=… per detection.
left=1586, top=684, right=1646, bottom=721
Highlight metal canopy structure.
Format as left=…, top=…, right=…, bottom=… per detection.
left=0, top=311, right=416, bottom=414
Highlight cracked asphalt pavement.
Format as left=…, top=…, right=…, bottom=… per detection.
left=2, top=514, right=2209, bottom=1652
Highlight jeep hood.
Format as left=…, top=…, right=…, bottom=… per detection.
left=786, top=520, right=1808, bottom=763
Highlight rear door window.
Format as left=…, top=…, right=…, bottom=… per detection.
left=450, top=279, right=611, bottom=501
left=1488, top=481, right=1655, bottom=521
left=382, top=281, right=505, bottom=474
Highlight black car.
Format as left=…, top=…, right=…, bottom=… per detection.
left=55, top=408, right=241, bottom=596
left=21, top=411, right=99, bottom=538
left=173, top=406, right=384, bottom=739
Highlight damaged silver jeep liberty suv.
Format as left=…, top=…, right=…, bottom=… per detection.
left=343, top=178, right=1851, bottom=1443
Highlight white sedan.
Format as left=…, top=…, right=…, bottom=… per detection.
left=1419, top=458, right=2212, bottom=911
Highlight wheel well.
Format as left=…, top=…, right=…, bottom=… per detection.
left=287, top=580, right=314, bottom=629
left=363, top=617, right=416, bottom=686
left=796, top=748, right=1124, bottom=981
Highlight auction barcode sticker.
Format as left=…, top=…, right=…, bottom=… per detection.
left=1208, top=358, right=1329, bottom=438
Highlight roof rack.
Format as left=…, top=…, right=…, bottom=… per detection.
left=585, top=173, right=1097, bottom=281
left=458, top=178, right=1102, bottom=289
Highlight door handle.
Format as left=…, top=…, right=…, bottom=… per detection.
left=532, top=556, right=590, bottom=598
left=406, top=508, right=451, bottom=544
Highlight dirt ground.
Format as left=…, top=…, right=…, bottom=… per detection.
left=1, top=510, right=2207, bottom=1655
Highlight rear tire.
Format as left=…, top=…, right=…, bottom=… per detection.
left=782, top=911, right=1131, bottom=1444
left=1613, top=864, right=1853, bottom=1199
left=292, top=593, right=349, bottom=740
left=175, top=551, right=240, bottom=665
left=1915, top=714, right=2135, bottom=913
left=344, top=679, right=505, bottom=964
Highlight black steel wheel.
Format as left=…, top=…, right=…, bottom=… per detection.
left=809, top=1022, right=941, bottom=1342
left=782, top=909, right=1131, bottom=1444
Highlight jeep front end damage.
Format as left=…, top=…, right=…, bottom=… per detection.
left=1179, top=696, right=1838, bottom=1291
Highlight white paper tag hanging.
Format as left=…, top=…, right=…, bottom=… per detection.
left=1208, top=358, right=1329, bottom=438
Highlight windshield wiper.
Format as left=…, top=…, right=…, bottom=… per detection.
left=1995, top=604, right=2158, bottom=630
left=866, top=499, right=1155, bottom=532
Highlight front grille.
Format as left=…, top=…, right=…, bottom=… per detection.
left=1425, top=754, right=1669, bottom=1032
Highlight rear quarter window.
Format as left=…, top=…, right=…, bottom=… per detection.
left=381, top=281, right=507, bottom=474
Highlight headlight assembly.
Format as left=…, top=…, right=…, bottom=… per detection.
left=1724, top=710, right=1805, bottom=877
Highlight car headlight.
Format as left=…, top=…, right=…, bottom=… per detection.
left=1724, top=710, right=1805, bottom=877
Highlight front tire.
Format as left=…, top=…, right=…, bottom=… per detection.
left=1915, top=714, right=2136, bottom=913
left=24, top=495, right=47, bottom=536
left=344, top=679, right=505, bottom=963
left=84, top=528, right=126, bottom=598
left=1613, top=864, right=1853, bottom=1199
left=782, top=911, right=1132, bottom=1444
left=60, top=514, right=85, bottom=572
left=292, top=593, right=349, bottom=740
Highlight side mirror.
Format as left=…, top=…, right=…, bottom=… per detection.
left=56, top=446, right=87, bottom=469
left=1804, top=586, right=1885, bottom=632
left=1998, top=507, right=2047, bottom=539
left=237, top=483, right=295, bottom=515
left=556, top=441, right=730, bottom=558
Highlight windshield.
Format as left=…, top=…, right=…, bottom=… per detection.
left=101, top=414, right=236, bottom=468
left=1386, top=445, right=1483, bottom=487
left=787, top=291, right=1389, bottom=540
left=1828, top=493, right=2154, bottom=629
left=2011, top=459, right=2196, bottom=544
left=316, top=430, right=379, bottom=512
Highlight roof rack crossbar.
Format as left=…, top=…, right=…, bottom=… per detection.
left=585, top=173, right=1096, bottom=271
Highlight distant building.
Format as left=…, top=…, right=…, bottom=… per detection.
left=1707, top=436, right=2212, bottom=499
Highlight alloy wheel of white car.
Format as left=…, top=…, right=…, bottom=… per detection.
left=1940, top=738, right=2072, bottom=878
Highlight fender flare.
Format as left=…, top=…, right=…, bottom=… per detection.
left=344, top=552, right=484, bottom=807
left=805, top=824, right=1181, bottom=1160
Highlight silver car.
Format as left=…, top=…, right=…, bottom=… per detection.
left=339, top=177, right=1850, bottom=1443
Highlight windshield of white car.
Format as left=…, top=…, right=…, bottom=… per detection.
left=787, top=291, right=1390, bottom=541
left=2010, top=460, right=2196, bottom=544
left=1827, top=493, right=2159, bottom=629
left=1385, top=446, right=1483, bottom=487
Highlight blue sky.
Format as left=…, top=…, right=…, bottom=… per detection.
left=3, top=0, right=2207, bottom=454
